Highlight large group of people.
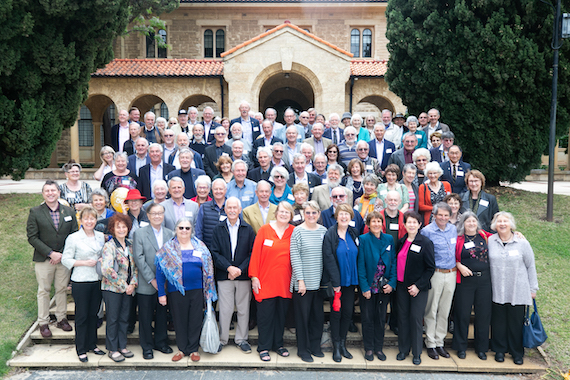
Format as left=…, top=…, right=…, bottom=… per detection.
left=26, top=103, right=538, bottom=367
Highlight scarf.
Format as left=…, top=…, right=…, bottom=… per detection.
left=357, top=192, right=377, bottom=218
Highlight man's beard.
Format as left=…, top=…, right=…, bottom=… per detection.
left=328, top=179, right=341, bottom=188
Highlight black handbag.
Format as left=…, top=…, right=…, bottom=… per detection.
left=522, top=299, right=547, bottom=348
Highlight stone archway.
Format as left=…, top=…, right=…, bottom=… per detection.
left=180, top=95, right=221, bottom=117
left=81, top=94, right=116, bottom=164
left=130, top=94, right=169, bottom=119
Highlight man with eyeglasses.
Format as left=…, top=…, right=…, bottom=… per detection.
left=270, top=142, right=291, bottom=172
left=203, top=126, right=232, bottom=178
left=388, top=132, right=418, bottom=174
left=248, top=147, right=274, bottom=183
left=319, top=186, right=364, bottom=234
left=230, top=100, right=261, bottom=145
left=439, top=145, right=471, bottom=194
left=368, top=123, right=396, bottom=176
left=311, top=164, right=352, bottom=211
left=418, top=112, right=430, bottom=132
left=356, top=140, right=381, bottom=178
left=200, top=106, right=221, bottom=144
left=173, top=109, right=190, bottom=135
left=338, top=126, right=359, bottom=165
left=422, top=108, right=450, bottom=146
left=132, top=202, right=174, bottom=360
left=161, top=129, right=177, bottom=163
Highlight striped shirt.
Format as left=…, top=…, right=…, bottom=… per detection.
left=290, top=224, right=327, bottom=292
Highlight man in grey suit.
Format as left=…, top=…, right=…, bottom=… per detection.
left=388, top=132, right=418, bottom=174
left=27, top=180, right=78, bottom=338
left=161, top=177, right=199, bottom=230
left=133, top=202, right=174, bottom=359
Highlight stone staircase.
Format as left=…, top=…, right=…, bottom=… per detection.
left=8, top=297, right=547, bottom=373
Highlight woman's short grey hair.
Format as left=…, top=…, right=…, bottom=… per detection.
left=152, top=179, right=168, bottom=194
left=406, top=116, right=419, bottom=125
left=425, top=161, right=444, bottom=177
left=351, top=113, right=363, bottom=124
left=257, top=146, right=273, bottom=159
left=363, top=173, right=380, bottom=187
left=412, top=148, right=431, bottom=162
left=302, top=200, right=321, bottom=212
left=114, top=151, right=128, bottom=161
left=456, top=211, right=482, bottom=236
left=490, top=211, right=517, bottom=231
left=100, top=145, right=115, bottom=158
left=174, top=217, right=193, bottom=234
left=89, top=188, right=109, bottom=203
left=195, top=175, right=212, bottom=189
left=270, top=166, right=290, bottom=182
left=156, top=117, right=167, bottom=125
left=402, top=163, right=417, bottom=175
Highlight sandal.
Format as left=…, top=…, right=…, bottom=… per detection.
left=120, top=349, right=134, bottom=358
left=109, top=351, right=125, bottom=362
left=276, top=347, right=289, bottom=357
left=259, top=350, right=271, bottom=361
left=92, top=347, right=106, bottom=355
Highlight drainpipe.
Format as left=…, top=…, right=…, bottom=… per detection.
left=349, top=76, right=355, bottom=113
left=219, top=76, right=225, bottom=118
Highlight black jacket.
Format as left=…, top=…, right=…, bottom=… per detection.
left=322, top=224, right=360, bottom=287
left=394, top=233, right=435, bottom=291
left=137, top=162, right=176, bottom=200
left=203, top=144, right=232, bottom=179
left=210, top=217, right=256, bottom=281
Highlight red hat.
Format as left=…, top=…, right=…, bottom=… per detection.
left=124, top=189, right=146, bottom=202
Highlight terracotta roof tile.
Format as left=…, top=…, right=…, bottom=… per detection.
left=221, top=22, right=353, bottom=58
left=91, top=59, right=224, bottom=77
left=350, top=59, right=387, bottom=77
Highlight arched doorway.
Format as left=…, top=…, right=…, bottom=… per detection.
left=355, top=95, right=394, bottom=115
left=83, top=94, right=116, bottom=165
left=180, top=95, right=221, bottom=118
left=130, top=94, right=169, bottom=120
left=259, top=72, right=314, bottom=123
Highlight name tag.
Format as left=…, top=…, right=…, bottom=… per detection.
left=355, top=238, right=359, bottom=246
left=310, top=188, right=314, bottom=193
left=380, top=190, right=387, bottom=196
left=242, top=196, right=250, bottom=202
left=322, top=179, right=328, bottom=184
left=140, top=221, right=149, bottom=228
left=389, top=223, right=399, bottom=230
left=122, top=180, right=130, bottom=186
left=410, top=244, right=421, bottom=253
left=293, top=214, right=302, bottom=221
left=287, top=194, right=295, bottom=201
left=264, top=239, right=274, bottom=247
left=349, top=221, right=355, bottom=227
left=479, top=199, right=489, bottom=207
left=415, top=134, right=422, bottom=138
left=64, top=216, right=72, bottom=222
left=450, top=237, right=457, bottom=244
left=386, top=245, right=391, bottom=251
left=221, top=152, right=229, bottom=157
left=456, top=171, right=464, bottom=177
left=219, top=215, right=227, bottom=221
left=509, top=250, right=519, bottom=257
left=210, top=129, right=215, bottom=134
left=464, top=241, right=475, bottom=249
left=253, top=127, right=259, bottom=132
left=386, top=149, right=392, bottom=154
left=185, top=211, right=193, bottom=217
left=366, top=165, right=373, bottom=171
left=193, top=250, right=202, bottom=258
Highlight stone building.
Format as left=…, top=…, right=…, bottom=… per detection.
left=53, top=0, right=405, bottom=167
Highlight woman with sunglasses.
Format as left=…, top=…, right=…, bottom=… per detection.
left=325, top=144, right=347, bottom=172
left=269, top=166, right=294, bottom=205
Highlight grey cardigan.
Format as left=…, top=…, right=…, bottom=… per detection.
left=488, top=234, right=538, bottom=306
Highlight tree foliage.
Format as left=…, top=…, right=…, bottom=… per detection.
left=385, top=0, right=570, bottom=183
left=0, top=0, right=179, bottom=179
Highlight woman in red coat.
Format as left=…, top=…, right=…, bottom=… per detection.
left=418, top=162, right=451, bottom=226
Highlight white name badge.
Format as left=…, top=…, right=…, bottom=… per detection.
left=140, top=221, right=149, bottom=228
left=221, top=152, right=229, bottom=157
left=479, top=199, right=489, bottom=207
left=386, top=149, right=393, bottom=154
left=380, top=190, right=388, bottom=196
left=253, top=127, right=259, bottom=132
left=410, top=244, right=421, bottom=253
left=366, top=165, right=373, bottom=171
left=122, top=180, right=130, bottom=186
left=355, top=238, right=359, bottom=246
left=509, top=250, right=519, bottom=256
left=456, top=171, right=464, bottom=177
left=219, top=215, right=227, bottom=221
left=210, top=129, right=215, bottom=134
left=349, top=221, right=355, bottom=227
left=264, top=239, right=274, bottom=247
left=464, top=241, right=475, bottom=249
left=185, top=211, right=193, bottom=217
left=415, top=134, right=423, bottom=138
left=293, top=214, right=302, bottom=222
left=287, top=194, right=295, bottom=201
left=242, top=196, right=250, bottom=202
left=389, top=223, right=399, bottom=231
left=64, top=215, right=72, bottom=222
left=386, top=245, right=391, bottom=251
left=450, top=237, right=457, bottom=244
left=310, top=188, right=314, bottom=193
left=193, top=250, right=202, bottom=258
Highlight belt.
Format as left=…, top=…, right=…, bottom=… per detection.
left=435, top=267, right=456, bottom=273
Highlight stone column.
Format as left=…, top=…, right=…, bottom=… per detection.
left=70, top=120, right=80, bottom=163
left=93, top=122, right=103, bottom=165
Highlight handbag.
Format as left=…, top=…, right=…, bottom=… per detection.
left=200, top=299, right=220, bottom=354
left=320, top=282, right=335, bottom=300
left=523, top=299, right=548, bottom=348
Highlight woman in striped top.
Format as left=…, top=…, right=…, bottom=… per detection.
left=290, top=200, right=328, bottom=363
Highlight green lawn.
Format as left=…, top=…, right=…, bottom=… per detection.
left=0, top=190, right=569, bottom=377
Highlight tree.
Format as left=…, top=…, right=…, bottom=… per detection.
left=385, top=0, right=570, bottom=183
left=0, top=0, right=179, bottom=179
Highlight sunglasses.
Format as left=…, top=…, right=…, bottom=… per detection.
left=332, top=195, right=346, bottom=199
left=178, top=226, right=191, bottom=230
left=274, top=175, right=286, bottom=179
left=305, top=211, right=318, bottom=215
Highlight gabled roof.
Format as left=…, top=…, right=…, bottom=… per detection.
left=220, top=22, right=353, bottom=58
left=350, top=59, right=387, bottom=77
left=91, top=59, right=224, bottom=78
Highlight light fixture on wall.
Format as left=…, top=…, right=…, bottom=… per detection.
left=284, top=73, right=290, bottom=79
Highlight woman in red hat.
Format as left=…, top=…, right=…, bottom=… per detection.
left=123, top=189, right=149, bottom=240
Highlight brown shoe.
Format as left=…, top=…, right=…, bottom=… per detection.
left=172, top=351, right=185, bottom=362
left=56, top=318, right=73, bottom=332
left=190, top=352, right=200, bottom=362
left=39, top=324, right=52, bottom=338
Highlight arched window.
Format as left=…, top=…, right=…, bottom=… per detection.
left=160, top=102, right=169, bottom=120
left=158, top=29, right=167, bottom=58
left=362, top=29, right=372, bottom=58
left=78, top=106, right=93, bottom=147
left=204, top=29, right=214, bottom=58
left=146, top=29, right=167, bottom=58
left=351, top=29, right=360, bottom=58
left=215, top=29, right=225, bottom=57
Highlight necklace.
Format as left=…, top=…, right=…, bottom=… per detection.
left=465, top=234, right=477, bottom=242
left=353, top=180, right=363, bottom=192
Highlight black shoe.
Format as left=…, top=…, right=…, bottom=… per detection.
left=78, top=354, right=88, bottom=363
left=310, top=349, right=324, bottom=358
left=514, top=357, right=523, bottom=365
left=448, top=321, right=454, bottom=334
left=92, top=347, right=106, bottom=355
left=339, top=340, right=353, bottom=359
left=427, top=348, right=439, bottom=360
left=376, top=351, right=386, bottom=361
left=412, top=356, right=421, bottom=365
left=390, top=327, right=399, bottom=336
left=237, top=341, right=252, bottom=354
left=217, top=343, right=224, bottom=353
left=457, top=350, right=466, bottom=359
left=298, top=353, right=313, bottom=362
left=96, top=318, right=103, bottom=329
left=477, top=351, right=487, bottom=360
left=348, top=321, right=358, bottom=333
left=396, top=352, right=407, bottom=361
left=495, top=352, right=505, bottom=362
left=332, top=341, right=342, bottom=362
left=154, top=346, right=173, bottom=354
left=127, top=326, right=135, bottom=335
left=436, top=346, right=450, bottom=358
left=364, top=350, right=374, bottom=361
left=143, top=350, right=154, bottom=360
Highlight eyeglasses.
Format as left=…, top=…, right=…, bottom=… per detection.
left=164, top=134, right=174, bottom=137
left=149, top=212, right=165, bottom=216
left=273, top=175, right=285, bottom=179
left=305, top=211, right=318, bottom=215
left=215, top=133, right=226, bottom=136
left=178, top=226, right=191, bottom=230
left=273, top=150, right=283, bottom=153
left=416, top=158, right=428, bottom=162
left=357, top=148, right=368, bottom=151
left=332, top=195, right=346, bottom=199
left=300, top=116, right=309, bottom=119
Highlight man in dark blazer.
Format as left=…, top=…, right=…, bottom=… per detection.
left=200, top=106, right=222, bottom=144
left=248, top=146, right=274, bottom=182
left=250, top=119, right=283, bottom=167
left=132, top=203, right=174, bottom=359
left=429, top=131, right=455, bottom=163
left=127, top=138, right=151, bottom=176
left=110, top=109, right=130, bottom=152
left=210, top=197, right=256, bottom=352
left=230, top=100, right=261, bottom=145
left=440, top=145, right=471, bottom=194
left=166, top=148, right=205, bottom=199
left=287, top=153, right=322, bottom=197
left=203, top=126, right=232, bottom=178
left=368, top=123, right=396, bottom=172
left=27, top=180, right=79, bottom=338
left=319, top=186, right=364, bottom=234
left=323, top=113, right=345, bottom=145
left=137, top=143, right=175, bottom=200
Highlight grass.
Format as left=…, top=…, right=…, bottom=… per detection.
left=0, top=189, right=569, bottom=377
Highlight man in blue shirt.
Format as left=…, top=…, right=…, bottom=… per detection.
left=226, top=160, right=257, bottom=208
left=420, top=202, right=457, bottom=361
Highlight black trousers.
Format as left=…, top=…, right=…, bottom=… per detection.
left=452, top=272, right=492, bottom=352
left=256, top=296, right=290, bottom=352
left=293, top=290, right=324, bottom=357
left=138, top=292, right=169, bottom=351
left=72, top=281, right=101, bottom=355
left=360, top=291, right=390, bottom=352
left=169, top=289, right=203, bottom=355
left=102, top=290, right=132, bottom=351
left=330, top=285, right=355, bottom=343
left=397, top=282, right=428, bottom=358
left=491, top=302, right=525, bottom=359
left=388, top=289, right=399, bottom=331
left=128, top=293, right=138, bottom=330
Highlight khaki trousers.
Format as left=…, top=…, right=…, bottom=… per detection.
left=217, top=280, right=251, bottom=345
left=35, top=260, right=71, bottom=325
left=424, top=270, right=456, bottom=348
